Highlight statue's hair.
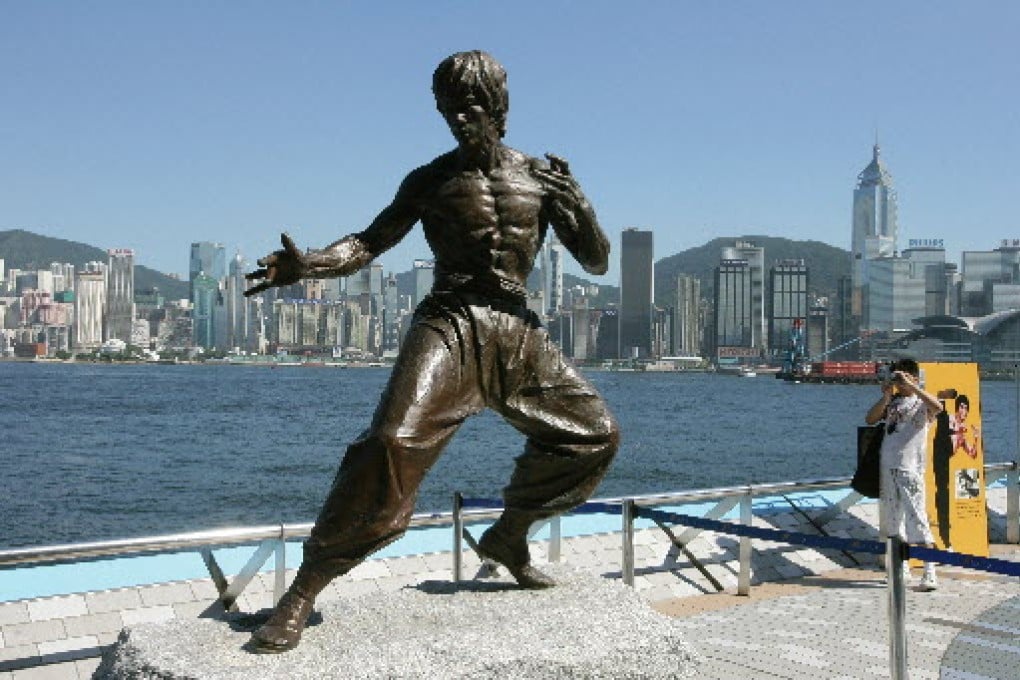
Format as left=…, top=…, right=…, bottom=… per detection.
left=432, top=51, right=508, bottom=137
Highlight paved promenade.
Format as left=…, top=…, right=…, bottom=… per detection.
left=1, top=488, right=1017, bottom=679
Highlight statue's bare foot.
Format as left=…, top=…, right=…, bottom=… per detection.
left=250, top=591, right=314, bottom=654
left=477, top=523, right=555, bottom=589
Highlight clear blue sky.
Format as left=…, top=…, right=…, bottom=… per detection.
left=2, top=2, right=1017, bottom=284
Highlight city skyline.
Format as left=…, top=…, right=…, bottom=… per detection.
left=2, top=4, right=1017, bottom=285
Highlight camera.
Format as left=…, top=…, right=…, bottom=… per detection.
left=876, top=363, right=893, bottom=383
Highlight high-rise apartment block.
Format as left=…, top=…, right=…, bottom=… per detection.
left=619, top=228, right=654, bottom=359
left=671, top=273, right=701, bottom=357
left=106, top=249, right=135, bottom=343
left=73, top=268, right=106, bottom=351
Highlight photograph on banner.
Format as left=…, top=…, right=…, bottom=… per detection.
left=922, top=362, right=988, bottom=557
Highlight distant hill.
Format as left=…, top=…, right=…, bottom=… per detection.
left=653, top=235, right=848, bottom=306
left=0, top=229, right=190, bottom=299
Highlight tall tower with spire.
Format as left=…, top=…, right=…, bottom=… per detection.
left=850, top=143, right=898, bottom=326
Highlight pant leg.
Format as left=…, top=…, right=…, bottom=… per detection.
left=301, top=303, right=484, bottom=581
left=483, top=310, right=619, bottom=520
left=886, top=469, right=935, bottom=544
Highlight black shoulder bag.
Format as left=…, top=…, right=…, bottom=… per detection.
left=852, top=424, right=884, bottom=498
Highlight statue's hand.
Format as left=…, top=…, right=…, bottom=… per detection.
left=244, top=233, right=307, bottom=297
left=534, top=153, right=589, bottom=236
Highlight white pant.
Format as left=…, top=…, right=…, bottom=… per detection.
left=880, top=468, right=934, bottom=544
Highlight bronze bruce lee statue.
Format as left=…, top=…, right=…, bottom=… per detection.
left=244, top=50, right=619, bottom=653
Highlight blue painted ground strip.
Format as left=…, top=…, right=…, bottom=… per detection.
left=3, top=485, right=1017, bottom=602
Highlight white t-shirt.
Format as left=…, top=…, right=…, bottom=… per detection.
left=879, top=394, right=931, bottom=474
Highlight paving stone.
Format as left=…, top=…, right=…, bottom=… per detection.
left=61, top=613, right=122, bottom=639
left=83, top=590, right=141, bottom=616
left=26, top=597, right=86, bottom=623
left=137, top=583, right=196, bottom=608
left=2, top=621, right=65, bottom=649
left=0, top=605, right=29, bottom=628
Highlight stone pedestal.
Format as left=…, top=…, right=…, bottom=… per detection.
left=94, top=565, right=699, bottom=679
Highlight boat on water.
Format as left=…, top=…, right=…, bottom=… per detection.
left=738, top=367, right=757, bottom=378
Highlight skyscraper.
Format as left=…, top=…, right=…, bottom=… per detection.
left=851, top=144, right=898, bottom=326
left=412, top=260, right=434, bottom=309
left=713, top=258, right=753, bottom=360
left=549, top=238, right=565, bottom=314
left=720, top=241, right=766, bottom=350
left=73, top=268, right=106, bottom=351
left=192, top=273, right=220, bottom=350
left=671, top=273, right=701, bottom=357
left=619, top=228, right=654, bottom=359
left=768, top=259, right=809, bottom=356
left=189, top=242, right=226, bottom=297
left=106, top=249, right=135, bottom=343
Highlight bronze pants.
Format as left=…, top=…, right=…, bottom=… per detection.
left=300, top=291, right=619, bottom=585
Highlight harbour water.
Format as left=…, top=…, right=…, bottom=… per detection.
left=3, top=361, right=1017, bottom=549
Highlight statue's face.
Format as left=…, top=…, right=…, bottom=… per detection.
left=441, top=95, right=500, bottom=152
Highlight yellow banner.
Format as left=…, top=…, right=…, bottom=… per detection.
left=921, top=362, right=988, bottom=557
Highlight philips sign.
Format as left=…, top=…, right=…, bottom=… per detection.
left=907, top=239, right=944, bottom=249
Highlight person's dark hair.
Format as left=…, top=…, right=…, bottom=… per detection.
left=892, top=357, right=920, bottom=378
left=432, top=50, right=509, bottom=138
left=956, top=394, right=970, bottom=409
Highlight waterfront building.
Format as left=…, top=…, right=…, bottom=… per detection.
left=382, top=274, right=401, bottom=353
left=713, top=258, right=754, bottom=363
left=902, top=246, right=949, bottom=317
left=412, top=260, right=434, bottom=309
left=720, top=241, right=766, bottom=350
left=106, top=249, right=135, bottom=343
left=0, top=258, right=4, bottom=289
left=191, top=273, right=220, bottom=350
left=189, top=242, right=226, bottom=298
left=768, top=259, right=809, bottom=357
left=156, top=301, right=193, bottom=351
left=867, top=257, right=924, bottom=333
left=225, top=254, right=255, bottom=352
left=549, top=237, right=565, bottom=314
left=806, top=304, right=830, bottom=359
left=851, top=144, right=898, bottom=329
left=619, top=228, right=654, bottom=360
left=73, top=270, right=106, bottom=351
left=670, top=273, right=701, bottom=357
left=960, top=242, right=1020, bottom=316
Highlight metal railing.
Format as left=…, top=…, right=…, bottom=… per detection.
left=2, top=462, right=1017, bottom=610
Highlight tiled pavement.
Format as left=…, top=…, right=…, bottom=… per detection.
left=1, top=488, right=1017, bottom=679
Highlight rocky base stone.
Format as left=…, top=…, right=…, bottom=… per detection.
left=94, top=564, right=699, bottom=679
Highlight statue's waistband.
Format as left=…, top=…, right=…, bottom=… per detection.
left=433, top=271, right=528, bottom=305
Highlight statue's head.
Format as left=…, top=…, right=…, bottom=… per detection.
left=432, top=51, right=508, bottom=138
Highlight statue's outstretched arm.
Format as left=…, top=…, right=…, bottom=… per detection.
left=534, top=153, right=610, bottom=275
left=245, top=173, right=421, bottom=296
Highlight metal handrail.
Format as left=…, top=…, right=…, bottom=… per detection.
left=2, top=461, right=1016, bottom=570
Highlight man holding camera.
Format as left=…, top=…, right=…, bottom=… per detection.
left=865, top=358, right=943, bottom=590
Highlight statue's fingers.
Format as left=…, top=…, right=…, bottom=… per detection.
left=257, top=252, right=279, bottom=268
left=281, top=232, right=300, bottom=254
left=245, top=268, right=268, bottom=281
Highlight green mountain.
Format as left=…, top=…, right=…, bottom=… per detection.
left=0, top=229, right=190, bottom=299
left=653, top=235, right=849, bottom=307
